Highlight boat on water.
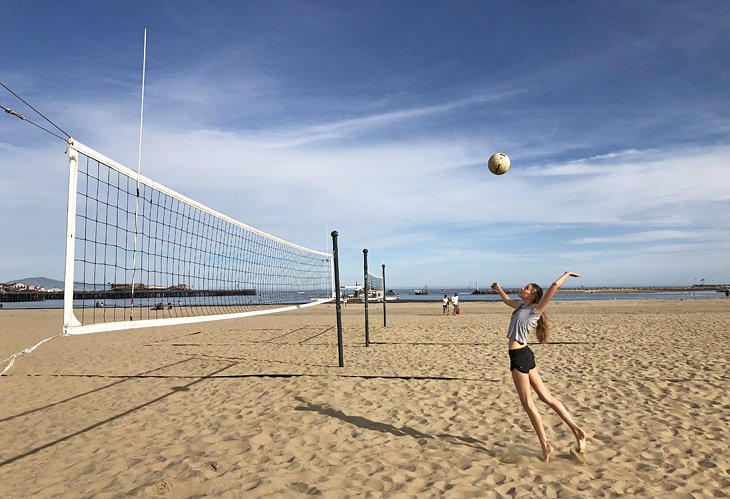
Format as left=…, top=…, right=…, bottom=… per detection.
left=367, top=294, right=400, bottom=303
left=414, top=285, right=428, bottom=295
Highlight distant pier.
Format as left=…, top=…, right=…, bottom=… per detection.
left=0, top=289, right=257, bottom=303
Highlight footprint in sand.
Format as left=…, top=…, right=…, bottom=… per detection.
left=151, top=479, right=171, bottom=495
left=160, top=445, right=186, bottom=458
left=570, top=448, right=589, bottom=465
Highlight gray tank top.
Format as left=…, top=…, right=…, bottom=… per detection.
left=507, top=304, right=541, bottom=344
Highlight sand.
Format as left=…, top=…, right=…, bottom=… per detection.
left=1, top=299, right=728, bottom=497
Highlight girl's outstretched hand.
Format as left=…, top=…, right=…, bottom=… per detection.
left=491, top=282, right=500, bottom=290
left=565, top=272, right=581, bottom=278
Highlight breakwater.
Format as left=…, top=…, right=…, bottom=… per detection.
left=472, top=285, right=729, bottom=295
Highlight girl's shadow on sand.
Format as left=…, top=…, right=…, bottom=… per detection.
left=293, top=397, right=589, bottom=464
left=293, top=396, right=488, bottom=452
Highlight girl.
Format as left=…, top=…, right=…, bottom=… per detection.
left=491, top=272, right=587, bottom=462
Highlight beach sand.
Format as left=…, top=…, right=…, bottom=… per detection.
left=1, top=299, right=728, bottom=497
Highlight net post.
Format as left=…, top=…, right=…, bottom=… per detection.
left=363, top=248, right=370, bottom=347
left=63, top=141, right=81, bottom=333
left=382, top=263, right=387, bottom=327
left=331, top=231, right=344, bottom=367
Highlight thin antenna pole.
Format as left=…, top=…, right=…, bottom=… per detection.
left=130, top=28, right=147, bottom=321
left=325, top=201, right=329, bottom=253
left=137, top=28, right=147, bottom=178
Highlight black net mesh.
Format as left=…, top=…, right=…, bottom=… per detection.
left=70, top=148, right=332, bottom=329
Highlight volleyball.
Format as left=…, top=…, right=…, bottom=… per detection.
left=488, top=152, right=510, bottom=175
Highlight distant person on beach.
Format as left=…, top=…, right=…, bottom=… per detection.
left=725, top=289, right=729, bottom=298
left=452, top=293, right=459, bottom=315
left=491, top=272, right=587, bottom=462
left=442, top=294, right=450, bottom=315
left=343, top=294, right=348, bottom=307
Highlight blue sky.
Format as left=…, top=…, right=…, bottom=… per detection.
left=1, top=1, right=729, bottom=288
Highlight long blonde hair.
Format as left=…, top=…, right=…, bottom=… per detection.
left=529, top=283, right=549, bottom=344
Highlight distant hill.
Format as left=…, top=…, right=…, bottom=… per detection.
left=7, top=277, right=65, bottom=289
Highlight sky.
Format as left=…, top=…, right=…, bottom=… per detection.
left=1, top=1, right=729, bottom=289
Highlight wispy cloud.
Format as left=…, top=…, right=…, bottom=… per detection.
left=0, top=141, right=30, bottom=153
left=263, top=91, right=522, bottom=146
left=571, top=230, right=697, bottom=245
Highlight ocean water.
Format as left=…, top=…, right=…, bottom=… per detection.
left=386, top=288, right=722, bottom=303
left=0, top=290, right=328, bottom=310
left=1, top=289, right=722, bottom=309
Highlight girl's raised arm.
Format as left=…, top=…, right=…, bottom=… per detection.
left=491, top=282, right=519, bottom=309
left=534, top=272, right=581, bottom=314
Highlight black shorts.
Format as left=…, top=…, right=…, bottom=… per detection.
left=509, top=346, right=536, bottom=373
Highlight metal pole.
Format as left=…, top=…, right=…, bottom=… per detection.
left=363, top=248, right=369, bottom=347
left=382, top=263, right=387, bottom=328
left=331, top=231, right=344, bottom=367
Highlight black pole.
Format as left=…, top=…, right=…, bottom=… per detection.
left=332, top=231, right=344, bottom=367
left=363, top=248, right=370, bottom=347
left=382, top=263, right=387, bottom=328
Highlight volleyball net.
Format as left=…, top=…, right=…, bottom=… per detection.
left=365, top=271, right=384, bottom=300
left=63, top=140, right=334, bottom=335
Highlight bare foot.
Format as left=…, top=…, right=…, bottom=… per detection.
left=575, top=428, right=587, bottom=453
left=542, top=442, right=554, bottom=462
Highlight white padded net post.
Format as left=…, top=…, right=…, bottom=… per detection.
left=63, top=140, right=333, bottom=335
